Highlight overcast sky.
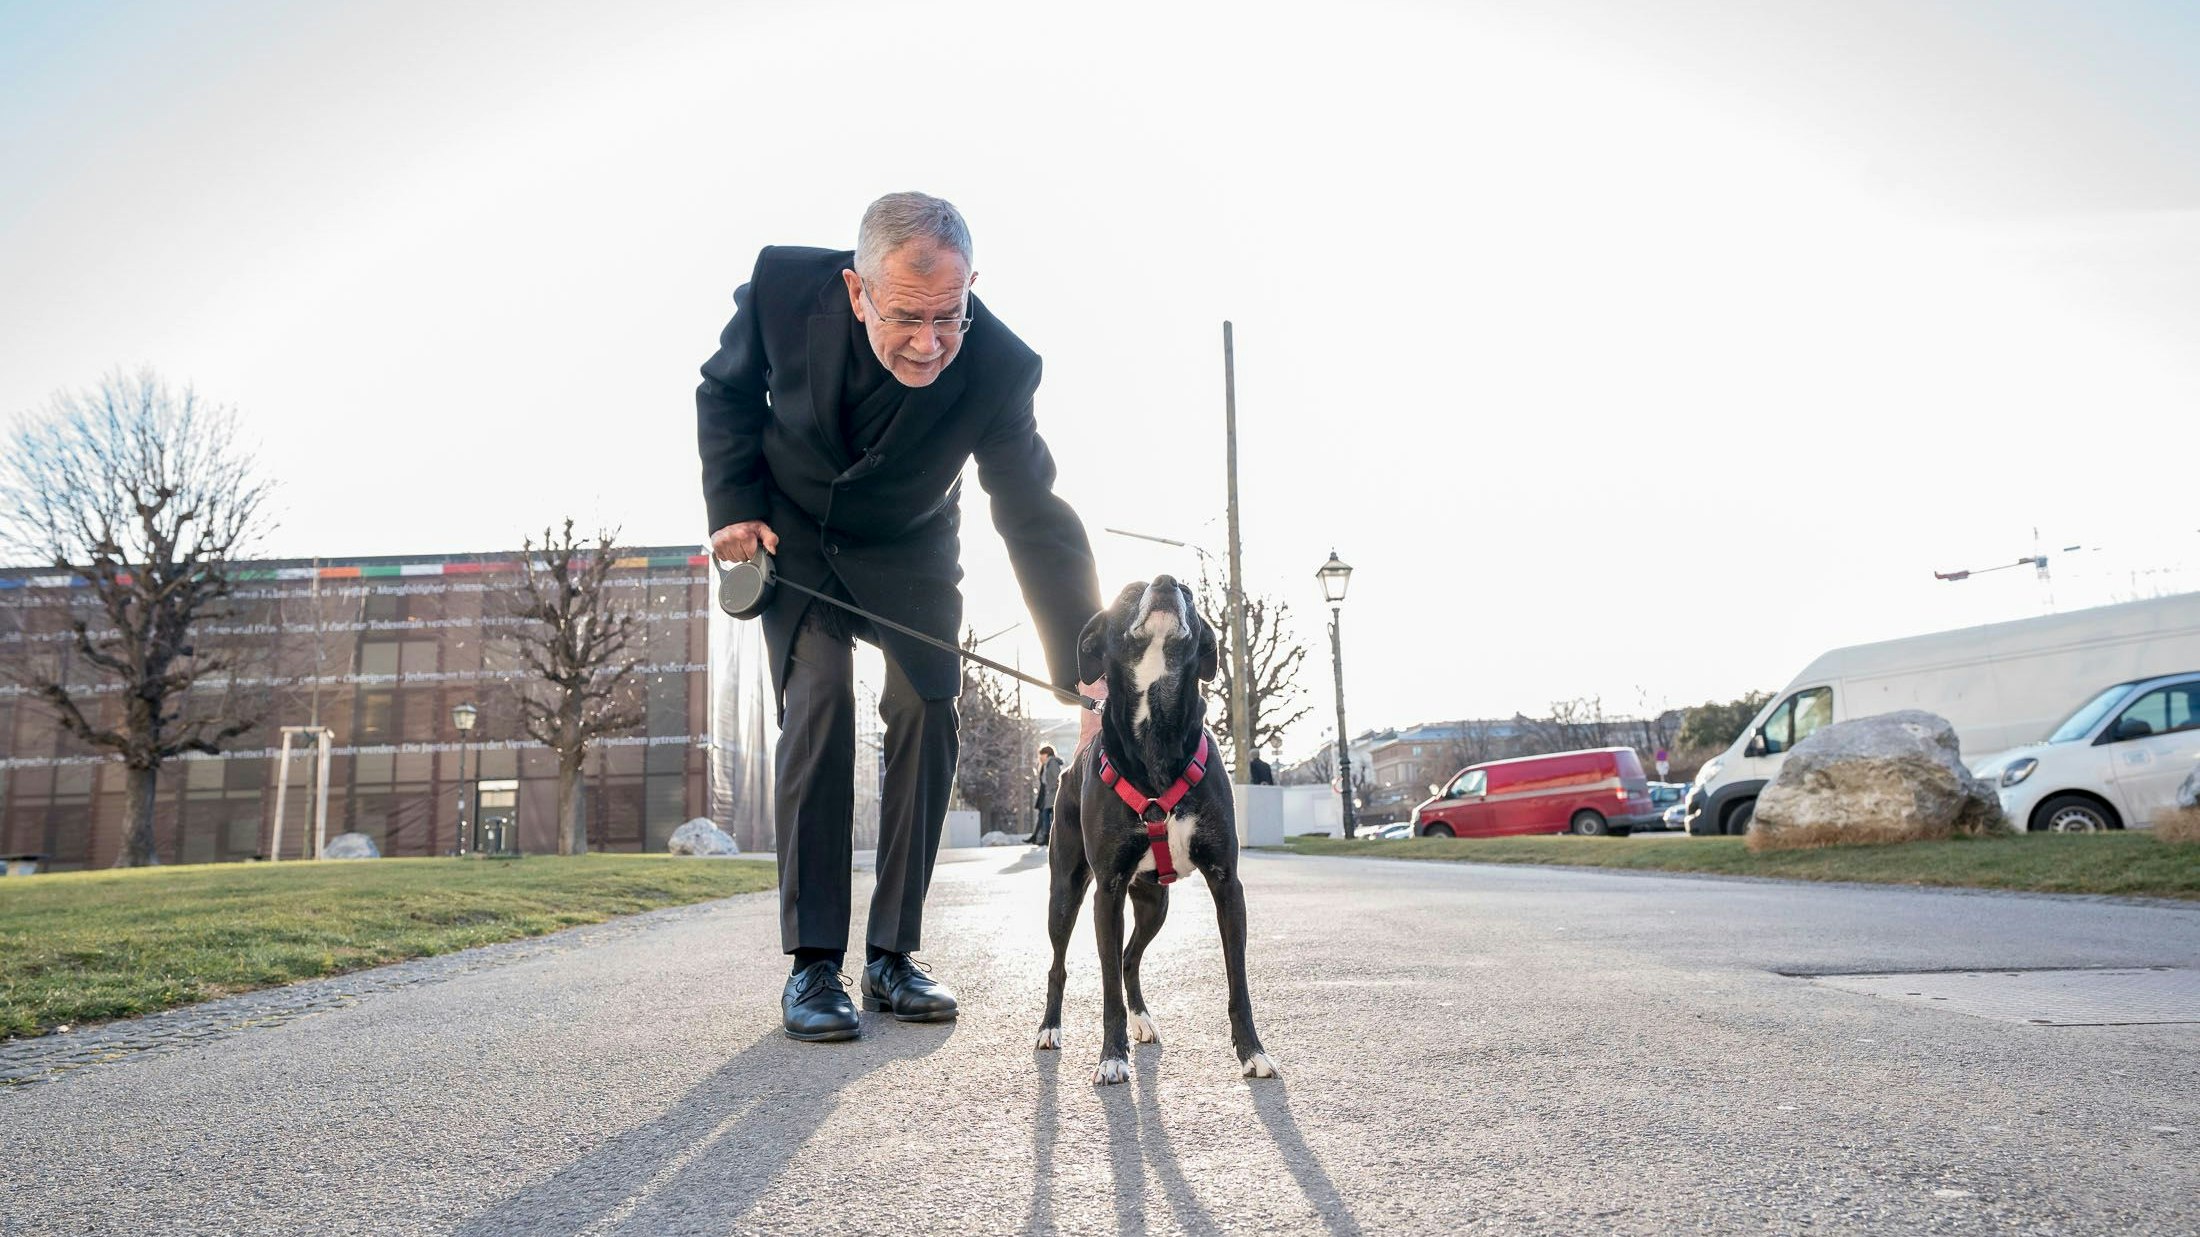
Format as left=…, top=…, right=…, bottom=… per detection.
left=4, top=0, right=2198, bottom=759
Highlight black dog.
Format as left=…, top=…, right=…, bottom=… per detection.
left=1035, top=576, right=1277, bottom=1084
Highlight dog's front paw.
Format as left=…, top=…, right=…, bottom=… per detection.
left=1241, top=1052, right=1280, bottom=1079
left=1092, top=1056, right=1132, bottom=1086
left=1034, top=1025, right=1063, bottom=1050
left=1128, top=1011, right=1160, bottom=1044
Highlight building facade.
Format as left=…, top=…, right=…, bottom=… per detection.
left=0, top=547, right=733, bottom=869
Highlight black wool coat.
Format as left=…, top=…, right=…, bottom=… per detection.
left=697, top=245, right=1101, bottom=712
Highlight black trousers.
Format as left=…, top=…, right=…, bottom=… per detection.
left=775, top=609, right=959, bottom=956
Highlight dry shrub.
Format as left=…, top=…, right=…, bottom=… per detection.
left=2156, top=806, right=2200, bottom=845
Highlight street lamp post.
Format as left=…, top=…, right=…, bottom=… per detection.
left=1316, top=551, right=1357, bottom=838
left=452, top=701, right=478, bottom=856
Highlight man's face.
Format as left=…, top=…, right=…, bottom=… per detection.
left=841, top=243, right=975, bottom=388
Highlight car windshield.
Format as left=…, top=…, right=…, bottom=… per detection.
left=2046, top=682, right=2139, bottom=744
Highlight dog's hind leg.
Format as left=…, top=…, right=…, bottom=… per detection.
left=1035, top=850, right=1089, bottom=1051
left=1090, top=876, right=1133, bottom=1085
left=1205, top=867, right=1278, bottom=1079
left=1122, top=878, right=1169, bottom=1044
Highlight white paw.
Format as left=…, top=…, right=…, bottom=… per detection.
left=1241, top=1052, right=1279, bottom=1079
left=1092, top=1057, right=1132, bottom=1086
left=1128, top=1011, right=1160, bottom=1043
left=1034, top=1026, right=1063, bottom=1050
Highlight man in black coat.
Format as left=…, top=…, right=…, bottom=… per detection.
left=697, top=192, right=1102, bottom=1042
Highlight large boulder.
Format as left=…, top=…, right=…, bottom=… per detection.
left=667, top=818, right=741, bottom=857
left=1750, top=710, right=2011, bottom=852
left=323, top=832, right=380, bottom=860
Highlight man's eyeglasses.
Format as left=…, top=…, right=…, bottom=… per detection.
left=862, top=283, right=974, bottom=336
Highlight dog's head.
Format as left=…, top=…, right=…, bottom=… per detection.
left=1077, top=575, right=1220, bottom=741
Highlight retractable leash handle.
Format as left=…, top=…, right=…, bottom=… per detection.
left=712, top=550, right=1100, bottom=712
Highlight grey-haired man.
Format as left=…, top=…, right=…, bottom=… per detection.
left=698, top=192, right=1103, bottom=1041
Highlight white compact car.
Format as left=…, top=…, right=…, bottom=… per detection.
left=1973, top=672, right=2200, bottom=832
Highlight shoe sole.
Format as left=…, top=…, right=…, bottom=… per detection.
left=783, top=1024, right=861, bottom=1042
left=860, top=996, right=960, bottom=1022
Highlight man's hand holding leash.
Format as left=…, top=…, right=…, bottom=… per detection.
left=710, top=520, right=778, bottom=564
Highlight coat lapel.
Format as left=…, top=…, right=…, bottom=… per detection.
left=805, top=303, right=855, bottom=473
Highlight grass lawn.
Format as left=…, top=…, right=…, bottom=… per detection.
left=0, top=854, right=775, bottom=1039
left=1282, top=832, right=2200, bottom=900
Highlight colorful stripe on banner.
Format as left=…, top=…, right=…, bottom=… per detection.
left=3, top=553, right=707, bottom=590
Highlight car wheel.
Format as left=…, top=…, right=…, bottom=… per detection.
left=2032, top=794, right=2119, bottom=833
left=1723, top=799, right=1755, bottom=835
left=1421, top=823, right=1455, bottom=838
left=1570, top=810, right=1609, bottom=837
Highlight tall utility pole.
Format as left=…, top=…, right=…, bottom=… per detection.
left=1221, top=322, right=1253, bottom=784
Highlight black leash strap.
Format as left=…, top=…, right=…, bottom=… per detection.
left=769, top=574, right=1100, bottom=713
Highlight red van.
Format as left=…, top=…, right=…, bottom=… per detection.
left=1413, top=747, right=1657, bottom=838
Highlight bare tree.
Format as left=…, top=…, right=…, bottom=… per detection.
left=1513, top=696, right=1620, bottom=756
left=1289, top=745, right=1337, bottom=785
left=507, top=521, right=644, bottom=855
left=0, top=370, right=272, bottom=866
left=952, top=632, right=1032, bottom=835
left=1193, top=563, right=1312, bottom=769
left=1426, top=718, right=1513, bottom=785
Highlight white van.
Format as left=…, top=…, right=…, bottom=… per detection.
left=1686, top=591, right=2200, bottom=835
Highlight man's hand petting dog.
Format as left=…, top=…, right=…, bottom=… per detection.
left=1077, top=679, right=1106, bottom=748
left=1034, top=575, right=1278, bottom=1085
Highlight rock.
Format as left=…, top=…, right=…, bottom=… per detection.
left=323, top=832, right=380, bottom=860
left=2178, top=767, right=2200, bottom=811
left=667, top=818, right=741, bottom=856
left=1750, top=710, right=2012, bottom=852
left=980, top=831, right=1028, bottom=847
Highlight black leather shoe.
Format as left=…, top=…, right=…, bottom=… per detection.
left=861, top=953, right=959, bottom=1022
left=782, top=962, right=859, bottom=1042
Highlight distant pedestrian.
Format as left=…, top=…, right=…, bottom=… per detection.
left=1250, top=754, right=1276, bottom=786
left=1028, top=744, right=1064, bottom=846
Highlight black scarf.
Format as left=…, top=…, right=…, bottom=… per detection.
left=840, top=314, right=906, bottom=457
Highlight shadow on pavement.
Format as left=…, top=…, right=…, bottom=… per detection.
left=1130, top=1046, right=1223, bottom=1236
left=454, top=1016, right=952, bottom=1235
left=1098, top=1057, right=1148, bottom=1236
left=1250, top=1080, right=1364, bottom=1237
left=1066, top=1043, right=1231, bottom=1237
left=998, top=847, right=1048, bottom=875
left=1024, top=1049, right=1062, bottom=1234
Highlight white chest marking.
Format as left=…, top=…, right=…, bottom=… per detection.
left=1133, top=812, right=1199, bottom=877
left=1129, top=613, right=1176, bottom=734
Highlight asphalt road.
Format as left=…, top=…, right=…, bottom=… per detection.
left=5, top=849, right=2197, bottom=1236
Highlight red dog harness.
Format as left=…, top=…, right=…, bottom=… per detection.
left=1097, top=734, right=1211, bottom=884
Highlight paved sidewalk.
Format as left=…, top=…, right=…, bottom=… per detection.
left=4, top=847, right=2197, bottom=1235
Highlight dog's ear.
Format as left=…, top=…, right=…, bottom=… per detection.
left=1195, top=609, right=1220, bottom=682
left=1076, top=610, right=1109, bottom=685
